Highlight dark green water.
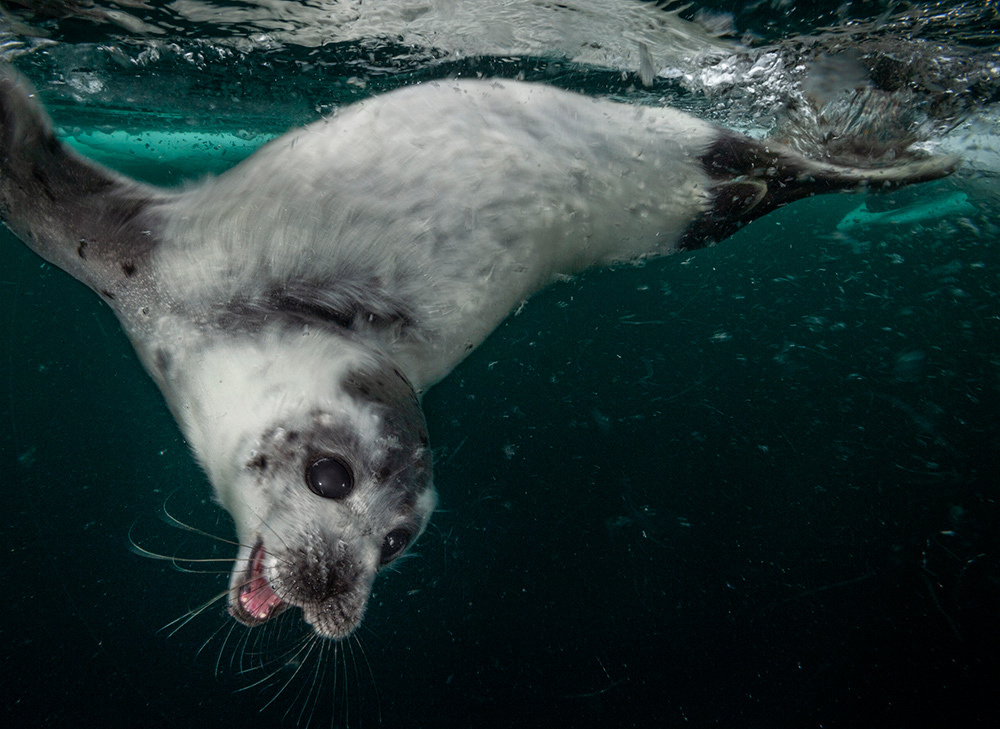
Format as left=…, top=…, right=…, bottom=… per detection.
left=1, top=2, right=998, bottom=728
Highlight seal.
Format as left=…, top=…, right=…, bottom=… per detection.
left=0, top=66, right=956, bottom=639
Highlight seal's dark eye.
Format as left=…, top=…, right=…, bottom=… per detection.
left=306, top=457, right=354, bottom=499
left=380, top=529, right=411, bottom=564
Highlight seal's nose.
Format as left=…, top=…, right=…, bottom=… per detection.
left=291, top=545, right=363, bottom=602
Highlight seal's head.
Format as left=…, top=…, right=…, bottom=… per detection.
left=211, top=354, right=435, bottom=639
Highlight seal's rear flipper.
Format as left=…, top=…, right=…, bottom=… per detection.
left=680, top=129, right=959, bottom=250
left=0, top=65, right=162, bottom=300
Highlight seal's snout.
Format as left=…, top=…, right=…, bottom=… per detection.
left=226, top=532, right=375, bottom=639
left=292, top=546, right=364, bottom=602
left=290, top=543, right=376, bottom=639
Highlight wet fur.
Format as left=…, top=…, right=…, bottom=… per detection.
left=0, top=65, right=956, bottom=639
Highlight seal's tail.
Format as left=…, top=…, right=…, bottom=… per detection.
left=680, top=128, right=959, bottom=250
left=0, top=65, right=160, bottom=298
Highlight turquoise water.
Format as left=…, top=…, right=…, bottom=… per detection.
left=1, top=2, right=998, bottom=728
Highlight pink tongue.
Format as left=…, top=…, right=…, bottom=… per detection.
left=240, top=548, right=283, bottom=620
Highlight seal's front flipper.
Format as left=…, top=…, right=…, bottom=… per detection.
left=680, top=130, right=959, bottom=250
left=0, top=65, right=164, bottom=301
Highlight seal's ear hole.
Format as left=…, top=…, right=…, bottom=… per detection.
left=380, top=528, right=411, bottom=564
left=306, top=457, right=354, bottom=499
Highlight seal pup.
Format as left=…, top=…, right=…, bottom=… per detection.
left=0, top=66, right=956, bottom=639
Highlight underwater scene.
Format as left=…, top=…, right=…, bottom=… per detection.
left=0, top=1, right=998, bottom=727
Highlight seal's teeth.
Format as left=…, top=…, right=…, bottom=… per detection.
left=238, top=541, right=284, bottom=621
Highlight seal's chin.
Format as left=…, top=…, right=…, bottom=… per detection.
left=229, top=538, right=286, bottom=626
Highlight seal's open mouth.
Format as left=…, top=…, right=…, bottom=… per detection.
left=233, top=539, right=286, bottom=624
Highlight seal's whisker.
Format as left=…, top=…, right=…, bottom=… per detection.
left=295, top=638, right=320, bottom=729
left=343, top=635, right=364, bottom=727
left=285, top=633, right=327, bottom=726
left=352, top=633, right=382, bottom=723
left=234, top=621, right=264, bottom=674
left=197, top=613, right=240, bottom=664
left=261, top=617, right=299, bottom=667
left=127, top=540, right=234, bottom=574
left=127, top=519, right=237, bottom=571
left=231, top=621, right=259, bottom=677
left=252, top=629, right=320, bottom=708
left=328, top=639, right=344, bottom=726
left=318, top=638, right=338, bottom=727
left=159, top=586, right=231, bottom=637
left=127, top=511, right=265, bottom=582
left=215, top=620, right=250, bottom=676
left=239, top=618, right=312, bottom=680
left=328, top=639, right=341, bottom=700
left=245, top=617, right=291, bottom=672
left=159, top=496, right=241, bottom=547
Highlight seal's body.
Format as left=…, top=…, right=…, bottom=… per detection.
left=0, top=68, right=955, bottom=638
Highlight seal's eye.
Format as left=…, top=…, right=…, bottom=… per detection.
left=379, top=529, right=411, bottom=564
left=306, top=457, right=354, bottom=499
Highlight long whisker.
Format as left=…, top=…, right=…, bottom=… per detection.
left=230, top=620, right=259, bottom=677
left=236, top=618, right=311, bottom=681
left=331, top=639, right=345, bottom=727
left=199, top=615, right=240, bottom=665
left=252, top=630, right=321, bottom=707
left=159, top=586, right=232, bottom=637
left=235, top=621, right=260, bottom=677
left=284, top=633, right=326, bottom=726
left=310, top=638, right=333, bottom=729
left=158, top=502, right=242, bottom=548
left=352, top=633, right=382, bottom=724
left=126, top=534, right=236, bottom=574
left=241, top=618, right=280, bottom=675
left=344, top=635, right=364, bottom=729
